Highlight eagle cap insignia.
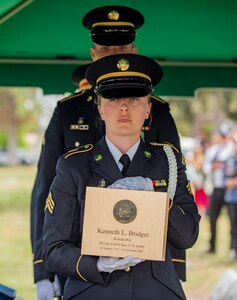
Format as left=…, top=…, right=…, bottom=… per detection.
left=108, top=10, right=119, bottom=20
left=117, top=58, right=129, bottom=71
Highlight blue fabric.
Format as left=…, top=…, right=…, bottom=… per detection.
left=225, top=188, right=237, bottom=203
left=0, top=283, right=16, bottom=299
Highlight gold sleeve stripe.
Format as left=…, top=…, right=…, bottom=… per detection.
left=172, top=259, right=186, bottom=263
left=59, top=90, right=87, bottom=103
left=44, top=193, right=55, bottom=214
left=65, top=144, right=93, bottom=159
left=33, top=259, right=43, bottom=265
left=76, top=255, right=88, bottom=282
left=150, top=142, right=179, bottom=153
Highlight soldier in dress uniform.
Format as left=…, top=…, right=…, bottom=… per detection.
left=31, top=6, right=183, bottom=300
left=71, top=63, right=92, bottom=92
left=42, top=53, right=200, bottom=300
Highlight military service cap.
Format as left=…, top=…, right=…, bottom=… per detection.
left=71, top=63, right=91, bottom=86
left=86, top=53, right=163, bottom=99
left=82, top=6, right=144, bottom=45
left=71, top=63, right=92, bottom=91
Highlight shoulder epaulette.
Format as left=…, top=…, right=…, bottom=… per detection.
left=64, top=144, right=93, bottom=159
left=151, top=95, right=167, bottom=104
left=150, top=142, right=179, bottom=153
left=59, top=90, right=89, bottom=103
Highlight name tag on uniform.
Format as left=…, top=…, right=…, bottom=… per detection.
left=70, top=124, right=89, bottom=130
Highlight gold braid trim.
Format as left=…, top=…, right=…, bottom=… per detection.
left=64, top=144, right=93, bottom=159
left=151, top=95, right=167, bottom=104
left=33, top=259, right=43, bottom=265
left=76, top=255, right=88, bottom=282
left=150, top=142, right=179, bottom=153
left=59, top=90, right=88, bottom=103
left=169, top=199, right=173, bottom=211
left=172, top=258, right=186, bottom=263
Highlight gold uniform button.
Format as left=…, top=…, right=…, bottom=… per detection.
left=75, top=141, right=80, bottom=147
left=124, top=267, right=130, bottom=272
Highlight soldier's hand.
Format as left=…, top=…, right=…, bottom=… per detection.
left=108, top=176, right=153, bottom=191
left=97, top=256, right=144, bottom=273
left=36, top=275, right=61, bottom=300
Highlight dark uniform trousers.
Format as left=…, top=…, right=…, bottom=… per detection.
left=31, top=88, right=186, bottom=285
left=42, top=138, right=200, bottom=300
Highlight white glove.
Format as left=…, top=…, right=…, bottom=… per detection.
left=36, top=275, right=61, bottom=300
left=97, top=256, right=144, bottom=273
left=108, top=176, right=154, bottom=191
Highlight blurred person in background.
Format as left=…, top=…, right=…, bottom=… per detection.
left=203, top=124, right=234, bottom=254
left=192, top=144, right=209, bottom=215
left=224, top=130, right=237, bottom=260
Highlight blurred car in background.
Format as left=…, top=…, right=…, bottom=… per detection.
left=0, top=148, right=36, bottom=165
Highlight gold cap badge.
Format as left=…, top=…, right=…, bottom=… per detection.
left=108, top=10, right=119, bottom=20
left=117, top=58, right=130, bottom=71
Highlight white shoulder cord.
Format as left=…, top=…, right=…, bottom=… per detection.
left=163, top=145, right=178, bottom=201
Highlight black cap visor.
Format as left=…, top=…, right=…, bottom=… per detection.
left=95, top=78, right=153, bottom=98
left=91, top=26, right=136, bottom=45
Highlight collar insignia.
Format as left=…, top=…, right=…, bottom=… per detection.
left=144, top=150, right=152, bottom=158
left=94, top=153, right=103, bottom=161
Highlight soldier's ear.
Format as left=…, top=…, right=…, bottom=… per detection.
left=132, top=45, right=138, bottom=54
left=145, top=103, right=152, bottom=119
left=97, top=105, right=105, bottom=120
left=90, top=47, right=96, bottom=61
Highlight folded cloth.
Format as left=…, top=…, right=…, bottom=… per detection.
left=108, top=176, right=154, bottom=191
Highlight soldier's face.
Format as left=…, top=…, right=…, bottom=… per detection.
left=98, top=97, right=151, bottom=140
left=90, top=43, right=138, bottom=61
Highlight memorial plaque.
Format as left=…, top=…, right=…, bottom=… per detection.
left=81, top=187, right=169, bottom=261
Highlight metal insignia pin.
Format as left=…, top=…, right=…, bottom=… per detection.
left=94, top=153, right=103, bottom=161
left=87, top=95, right=93, bottom=102
left=144, top=150, right=151, bottom=158
left=78, top=117, right=84, bottom=124
left=98, top=178, right=106, bottom=187
left=117, top=58, right=129, bottom=71
left=108, top=10, right=119, bottom=20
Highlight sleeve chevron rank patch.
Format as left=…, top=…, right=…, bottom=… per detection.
left=44, top=192, right=55, bottom=214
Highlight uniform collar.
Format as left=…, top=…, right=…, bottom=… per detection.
left=105, top=136, right=140, bottom=171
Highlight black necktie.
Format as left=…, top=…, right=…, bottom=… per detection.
left=119, top=154, right=130, bottom=176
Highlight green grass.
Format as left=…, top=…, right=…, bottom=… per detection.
left=0, top=165, right=237, bottom=299
left=0, top=165, right=36, bottom=299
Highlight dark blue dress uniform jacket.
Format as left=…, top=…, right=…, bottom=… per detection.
left=42, top=138, right=200, bottom=300
left=31, top=88, right=184, bottom=283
